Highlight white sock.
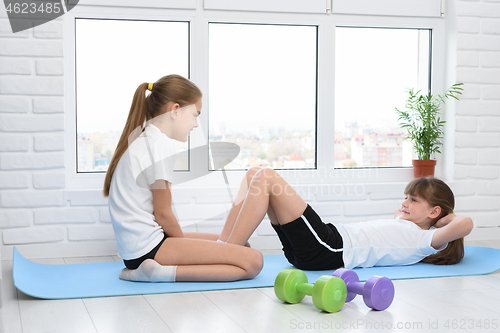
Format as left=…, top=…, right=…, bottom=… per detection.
left=119, top=259, right=177, bottom=283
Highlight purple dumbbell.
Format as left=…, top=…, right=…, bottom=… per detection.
left=332, top=269, right=394, bottom=311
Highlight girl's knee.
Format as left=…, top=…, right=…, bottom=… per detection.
left=246, top=167, right=262, bottom=182
left=245, top=248, right=263, bottom=279
left=254, top=167, right=277, bottom=180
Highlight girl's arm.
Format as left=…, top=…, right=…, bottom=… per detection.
left=152, top=180, right=184, bottom=238
left=431, top=214, right=473, bottom=250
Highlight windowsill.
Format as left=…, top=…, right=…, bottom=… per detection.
left=65, top=166, right=416, bottom=190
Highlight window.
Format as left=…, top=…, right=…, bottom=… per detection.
left=208, top=23, right=318, bottom=170
left=75, top=18, right=190, bottom=172
left=334, top=27, right=431, bottom=168
left=66, top=1, right=445, bottom=188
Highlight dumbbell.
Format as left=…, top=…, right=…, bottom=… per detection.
left=274, top=268, right=347, bottom=313
left=331, top=269, right=394, bottom=311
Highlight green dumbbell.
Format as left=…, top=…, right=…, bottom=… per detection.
left=274, top=268, right=347, bottom=313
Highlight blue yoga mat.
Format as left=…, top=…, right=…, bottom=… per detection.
left=13, top=245, right=500, bottom=300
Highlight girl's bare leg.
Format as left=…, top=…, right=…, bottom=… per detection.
left=121, top=168, right=271, bottom=283
left=154, top=237, right=263, bottom=281
left=183, top=232, right=219, bottom=241
left=225, top=168, right=307, bottom=246
left=219, top=167, right=263, bottom=242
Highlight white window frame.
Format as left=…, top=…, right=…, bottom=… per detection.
left=331, top=0, right=443, bottom=17
left=204, top=0, right=327, bottom=14
left=64, top=0, right=446, bottom=189
left=324, top=14, right=446, bottom=185
left=64, top=3, right=201, bottom=189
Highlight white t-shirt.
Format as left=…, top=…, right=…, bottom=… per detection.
left=109, top=124, right=176, bottom=260
left=334, top=218, right=447, bottom=269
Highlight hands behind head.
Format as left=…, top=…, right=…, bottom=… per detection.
left=434, top=213, right=455, bottom=228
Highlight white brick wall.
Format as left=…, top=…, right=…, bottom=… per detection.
left=0, top=10, right=75, bottom=258
left=455, top=0, right=500, bottom=237
left=0, top=0, right=499, bottom=259
left=0, top=96, right=30, bottom=113
left=32, top=97, right=64, bottom=114
left=33, top=134, right=65, bottom=152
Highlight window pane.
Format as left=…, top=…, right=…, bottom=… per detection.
left=75, top=19, right=189, bottom=172
left=334, top=27, right=431, bottom=168
left=208, top=23, right=317, bottom=170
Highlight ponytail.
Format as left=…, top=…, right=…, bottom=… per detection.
left=103, top=83, right=149, bottom=197
left=421, top=238, right=464, bottom=265
left=103, top=74, right=202, bottom=197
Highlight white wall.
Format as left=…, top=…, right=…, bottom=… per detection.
left=0, top=0, right=499, bottom=259
left=453, top=0, right=500, bottom=239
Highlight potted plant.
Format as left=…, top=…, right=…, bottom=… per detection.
left=396, top=83, right=463, bottom=178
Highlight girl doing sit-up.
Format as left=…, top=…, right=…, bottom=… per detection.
left=219, top=167, right=473, bottom=270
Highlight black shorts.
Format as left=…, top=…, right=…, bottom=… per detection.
left=123, top=233, right=168, bottom=270
left=272, top=204, right=344, bottom=271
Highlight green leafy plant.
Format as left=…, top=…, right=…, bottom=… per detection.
left=396, top=83, right=464, bottom=160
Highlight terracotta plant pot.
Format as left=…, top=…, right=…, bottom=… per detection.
left=412, top=159, right=437, bottom=178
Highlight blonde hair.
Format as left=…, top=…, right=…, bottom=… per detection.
left=404, top=177, right=464, bottom=265
left=103, top=74, right=202, bottom=197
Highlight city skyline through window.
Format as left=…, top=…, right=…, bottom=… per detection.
left=335, top=27, right=431, bottom=168
left=75, top=18, right=189, bottom=172
left=208, top=23, right=318, bottom=170
left=75, top=21, right=431, bottom=173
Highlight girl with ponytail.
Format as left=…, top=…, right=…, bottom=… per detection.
left=104, top=75, right=262, bottom=282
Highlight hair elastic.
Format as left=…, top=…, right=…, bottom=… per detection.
left=148, top=83, right=154, bottom=91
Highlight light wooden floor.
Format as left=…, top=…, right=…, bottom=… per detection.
left=2, top=240, right=500, bottom=333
